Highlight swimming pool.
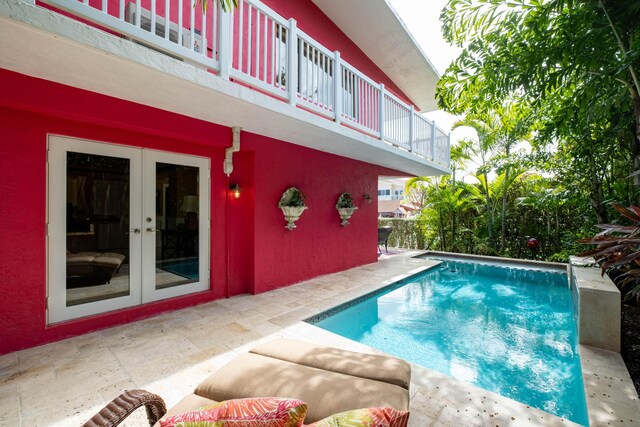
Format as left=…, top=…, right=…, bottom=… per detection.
left=158, top=258, right=199, bottom=280
left=306, top=259, right=589, bottom=425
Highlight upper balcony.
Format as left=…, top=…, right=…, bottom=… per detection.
left=0, top=0, right=451, bottom=175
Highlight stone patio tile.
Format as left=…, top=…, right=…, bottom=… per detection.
left=0, top=352, right=18, bottom=380
left=407, top=408, right=438, bottom=427
left=1, top=252, right=638, bottom=426
left=11, top=362, right=55, bottom=394
left=267, top=306, right=321, bottom=327
left=0, top=393, right=19, bottom=426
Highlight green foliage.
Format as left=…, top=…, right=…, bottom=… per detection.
left=278, top=187, right=306, bottom=208
left=438, top=0, right=640, bottom=179
left=579, top=204, right=640, bottom=304
left=378, top=219, right=428, bottom=250
left=198, top=0, right=237, bottom=13
left=336, top=193, right=355, bottom=209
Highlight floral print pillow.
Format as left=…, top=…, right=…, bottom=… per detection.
left=160, top=397, right=308, bottom=427
left=304, top=407, right=409, bottom=427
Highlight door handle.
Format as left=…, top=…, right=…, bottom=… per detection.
left=128, top=228, right=141, bottom=235
left=146, top=228, right=158, bottom=233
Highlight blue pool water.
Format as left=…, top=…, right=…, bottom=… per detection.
left=158, top=258, right=199, bottom=280
left=309, top=260, right=589, bottom=425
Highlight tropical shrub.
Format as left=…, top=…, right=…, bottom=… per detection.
left=578, top=204, right=640, bottom=304
left=378, top=219, right=428, bottom=250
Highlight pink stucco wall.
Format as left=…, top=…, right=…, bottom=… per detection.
left=0, top=69, right=405, bottom=354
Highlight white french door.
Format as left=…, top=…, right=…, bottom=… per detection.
left=47, top=136, right=210, bottom=323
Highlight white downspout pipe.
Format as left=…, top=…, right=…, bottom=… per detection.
left=224, top=126, right=242, bottom=176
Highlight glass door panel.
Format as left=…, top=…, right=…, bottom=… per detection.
left=155, top=162, right=200, bottom=289
left=65, top=152, right=131, bottom=306
left=142, top=151, right=209, bottom=302
left=48, top=136, right=142, bottom=323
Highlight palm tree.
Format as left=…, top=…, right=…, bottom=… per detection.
left=452, top=117, right=498, bottom=249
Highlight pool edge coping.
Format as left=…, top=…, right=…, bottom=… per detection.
left=304, top=259, right=442, bottom=324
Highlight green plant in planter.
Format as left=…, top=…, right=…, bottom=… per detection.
left=279, top=187, right=307, bottom=230
left=336, top=192, right=355, bottom=209
left=279, top=187, right=306, bottom=208
left=336, top=192, right=357, bottom=226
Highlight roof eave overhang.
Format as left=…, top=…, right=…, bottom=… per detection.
left=311, top=0, right=440, bottom=112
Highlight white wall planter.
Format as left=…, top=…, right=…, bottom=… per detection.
left=281, top=206, right=308, bottom=230
left=337, top=207, right=357, bottom=226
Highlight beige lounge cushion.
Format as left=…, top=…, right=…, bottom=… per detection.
left=66, top=254, right=97, bottom=264
left=194, top=353, right=409, bottom=423
left=93, top=253, right=126, bottom=268
left=250, top=339, right=411, bottom=390
left=154, top=393, right=218, bottom=427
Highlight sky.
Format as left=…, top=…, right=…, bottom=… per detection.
left=388, top=0, right=476, bottom=146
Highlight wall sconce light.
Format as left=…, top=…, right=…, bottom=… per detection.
left=363, top=193, right=372, bottom=204
left=229, top=183, right=242, bottom=199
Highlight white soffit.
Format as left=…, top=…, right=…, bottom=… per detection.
left=311, top=0, right=440, bottom=112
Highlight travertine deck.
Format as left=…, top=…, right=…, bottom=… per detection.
left=0, top=251, right=637, bottom=426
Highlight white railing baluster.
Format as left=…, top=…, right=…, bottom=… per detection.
left=322, top=55, right=328, bottom=108
left=202, top=2, right=207, bottom=54
left=135, top=0, right=141, bottom=27
left=430, top=120, right=436, bottom=161
left=190, top=0, right=195, bottom=50
left=263, top=14, right=267, bottom=81
left=271, top=21, right=276, bottom=86
left=247, top=4, right=252, bottom=76
left=254, top=10, right=260, bottom=78
left=366, top=84, right=370, bottom=128
left=119, top=0, right=124, bottom=20
left=344, top=70, right=349, bottom=119
left=288, top=18, right=298, bottom=106
left=409, top=105, right=415, bottom=152
left=177, top=0, right=183, bottom=47
left=212, top=1, right=217, bottom=59
left=302, top=43, right=307, bottom=99
left=379, top=85, right=385, bottom=139
left=102, top=0, right=107, bottom=13
left=238, top=0, right=244, bottom=72
left=165, top=0, right=170, bottom=39
left=218, top=0, right=231, bottom=78
left=313, top=47, right=318, bottom=103
left=151, top=0, right=156, bottom=37
left=353, top=73, right=358, bottom=122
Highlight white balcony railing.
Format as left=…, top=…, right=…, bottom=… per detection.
left=38, top=0, right=451, bottom=169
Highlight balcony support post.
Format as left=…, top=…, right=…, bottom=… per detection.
left=218, top=3, right=232, bottom=80
left=288, top=18, right=298, bottom=106
left=333, top=50, right=342, bottom=124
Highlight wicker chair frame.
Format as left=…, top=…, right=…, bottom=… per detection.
left=82, top=389, right=167, bottom=427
